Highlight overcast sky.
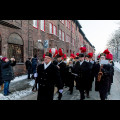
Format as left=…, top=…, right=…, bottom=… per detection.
left=78, top=20, right=120, bottom=54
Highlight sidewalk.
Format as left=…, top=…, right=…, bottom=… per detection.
left=0, top=75, right=35, bottom=100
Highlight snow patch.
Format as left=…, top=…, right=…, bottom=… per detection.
left=0, top=88, right=33, bottom=100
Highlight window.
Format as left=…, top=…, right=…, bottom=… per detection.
left=62, top=31, right=65, bottom=41
left=59, top=30, right=62, bottom=40
left=33, top=20, right=38, bottom=28
left=53, top=25, right=57, bottom=36
left=8, top=44, right=23, bottom=63
left=66, top=34, right=70, bottom=43
left=49, top=23, right=52, bottom=34
left=8, top=33, right=24, bottom=63
left=40, top=20, right=45, bottom=31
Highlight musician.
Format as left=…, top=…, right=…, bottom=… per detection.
left=36, top=52, right=63, bottom=101
left=56, top=54, right=67, bottom=88
left=84, top=54, right=93, bottom=98
left=66, top=59, right=75, bottom=94
left=73, top=53, right=89, bottom=100
left=98, top=53, right=111, bottom=100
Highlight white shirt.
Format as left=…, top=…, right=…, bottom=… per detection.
left=44, top=61, right=52, bottom=70
left=80, top=61, right=84, bottom=65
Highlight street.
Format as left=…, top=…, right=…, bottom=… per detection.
left=18, top=68, right=120, bottom=100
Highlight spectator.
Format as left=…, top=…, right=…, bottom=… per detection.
left=1, top=57, right=16, bottom=96
left=25, top=58, right=32, bottom=79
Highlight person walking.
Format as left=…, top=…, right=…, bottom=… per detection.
left=25, top=58, right=32, bottom=79
left=73, top=53, right=89, bottom=100
left=36, top=52, right=63, bottom=101
left=0, top=56, right=4, bottom=91
left=66, top=59, right=75, bottom=95
left=98, top=53, right=111, bottom=100
left=1, top=57, right=16, bottom=96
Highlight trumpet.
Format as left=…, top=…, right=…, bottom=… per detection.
left=97, top=64, right=103, bottom=82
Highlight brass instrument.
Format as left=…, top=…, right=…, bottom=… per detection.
left=97, top=64, right=103, bottom=82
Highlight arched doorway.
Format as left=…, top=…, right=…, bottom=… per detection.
left=8, top=33, right=24, bottom=63
left=0, top=35, right=1, bottom=55
left=33, top=41, right=44, bottom=61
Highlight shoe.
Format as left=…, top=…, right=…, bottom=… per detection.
left=8, top=91, right=12, bottom=94
left=4, top=94, right=9, bottom=96
left=70, top=91, right=73, bottom=95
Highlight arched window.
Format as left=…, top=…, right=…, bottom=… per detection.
left=0, top=35, right=1, bottom=55
left=8, top=33, right=24, bottom=63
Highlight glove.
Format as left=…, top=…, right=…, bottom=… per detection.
left=59, top=89, right=63, bottom=93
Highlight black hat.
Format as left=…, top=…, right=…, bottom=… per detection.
left=85, top=54, right=89, bottom=58
left=75, top=56, right=79, bottom=59
left=79, top=53, right=84, bottom=57
left=56, top=54, right=62, bottom=58
left=45, top=52, right=52, bottom=58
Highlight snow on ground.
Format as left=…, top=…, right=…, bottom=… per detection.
left=11, top=74, right=32, bottom=83
left=114, top=62, right=120, bottom=72
left=0, top=88, right=33, bottom=100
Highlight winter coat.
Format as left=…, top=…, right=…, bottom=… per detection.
left=25, top=60, right=32, bottom=73
left=36, top=63, right=63, bottom=100
left=1, top=60, right=16, bottom=82
left=0, top=60, right=3, bottom=85
left=57, top=61, right=67, bottom=87
left=99, top=64, right=111, bottom=99
left=66, top=65, right=75, bottom=88
left=31, top=58, right=38, bottom=73
left=73, top=61, right=89, bottom=91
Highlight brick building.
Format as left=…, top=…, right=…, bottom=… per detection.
left=0, top=20, right=95, bottom=76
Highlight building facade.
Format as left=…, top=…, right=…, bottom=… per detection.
left=0, top=20, right=95, bottom=76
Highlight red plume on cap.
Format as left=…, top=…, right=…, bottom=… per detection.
left=43, top=54, right=45, bottom=58
left=53, top=49, right=58, bottom=57
left=88, top=53, right=93, bottom=58
left=70, top=53, right=75, bottom=59
left=97, top=55, right=100, bottom=59
left=103, top=49, right=110, bottom=54
left=80, top=47, right=86, bottom=53
left=76, top=53, right=79, bottom=56
left=63, top=54, right=67, bottom=59
left=106, top=53, right=113, bottom=60
left=49, top=49, right=52, bottom=53
left=58, top=48, right=63, bottom=56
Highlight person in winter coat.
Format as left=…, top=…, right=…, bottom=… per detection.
left=25, top=58, right=32, bottom=79
left=31, top=55, right=38, bottom=76
left=98, top=54, right=111, bottom=100
left=0, top=56, right=3, bottom=87
left=66, top=60, right=75, bottom=94
left=1, top=57, right=16, bottom=96
left=36, top=52, right=63, bottom=101
left=73, top=53, right=89, bottom=100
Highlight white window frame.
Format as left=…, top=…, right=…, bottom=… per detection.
left=33, top=20, right=38, bottom=28
left=40, top=20, right=45, bottom=31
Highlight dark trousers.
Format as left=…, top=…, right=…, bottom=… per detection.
left=79, top=89, right=85, bottom=100
left=4, top=81, right=10, bottom=95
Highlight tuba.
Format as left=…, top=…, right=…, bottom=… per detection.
left=97, top=64, right=103, bottom=82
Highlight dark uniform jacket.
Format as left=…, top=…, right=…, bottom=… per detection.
left=73, top=61, right=89, bottom=90
left=1, top=60, right=16, bottom=82
left=57, top=60, right=66, bottom=87
left=36, top=62, right=63, bottom=101
left=99, top=64, right=111, bottom=100
left=66, top=65, right=75, bottom=88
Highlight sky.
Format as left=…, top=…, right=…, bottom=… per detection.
left=78, top=20, right=120, bottom=54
